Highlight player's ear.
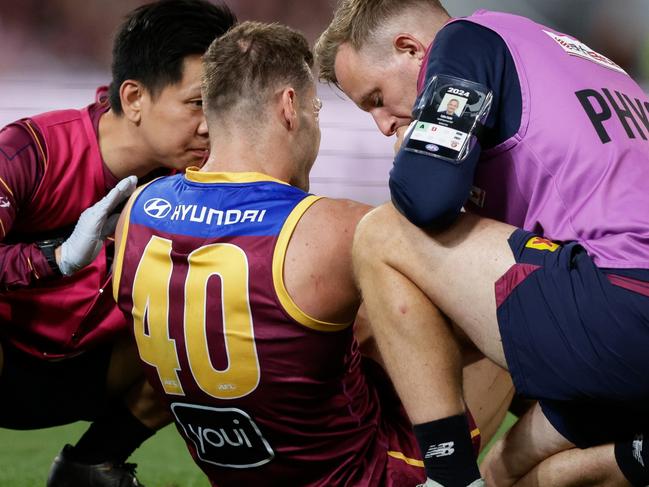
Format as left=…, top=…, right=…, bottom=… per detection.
left=393, top=33, right=427, bottom=64
left=279, top=87, right=298, bottom=131
left=120, top=80, right=144, bottom=124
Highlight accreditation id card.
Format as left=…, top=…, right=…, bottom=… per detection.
left=404, top=75, right=493, bottom=164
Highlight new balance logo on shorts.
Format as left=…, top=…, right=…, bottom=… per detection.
left=425, top=441, right=455, bottom=458
left=633, top=434, right=645, bottom=467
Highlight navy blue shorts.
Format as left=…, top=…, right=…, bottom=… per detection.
left=496, top=229, right=649, bottom=447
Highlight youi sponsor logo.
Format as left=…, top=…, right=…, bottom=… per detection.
left=172, top=403, right=275, bottom=468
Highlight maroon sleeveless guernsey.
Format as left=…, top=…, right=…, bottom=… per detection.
left=114, top=169, right=425, bottom=486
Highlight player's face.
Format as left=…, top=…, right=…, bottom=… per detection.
left=334, top=42, right=419, bottom=137
left=139, top=55, right=209, bottom=170
left=447, top=100, right=459, bottom=114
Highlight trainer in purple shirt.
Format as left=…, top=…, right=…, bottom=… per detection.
left=317, top=2, right=649, bottom=487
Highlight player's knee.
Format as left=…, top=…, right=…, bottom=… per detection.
left=480, top=438, right=517, bottom=487
left=106, top=335, right=145, bottom=396
left=126, top=379, right=172, bottom=430
left=352, top=203, right=402, bottom=269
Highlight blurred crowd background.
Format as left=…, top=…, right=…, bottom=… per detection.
left=0, top=0, right=648, bottom=204
left=1, top=0, right=648, bottom=80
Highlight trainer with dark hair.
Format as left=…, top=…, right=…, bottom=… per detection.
left=0, top=1, right=235, bottom=486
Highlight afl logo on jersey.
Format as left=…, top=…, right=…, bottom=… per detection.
left=143, top=198, right=172, bottom=219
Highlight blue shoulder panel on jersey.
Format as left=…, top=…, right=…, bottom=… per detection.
left=130, top=174, right=307, bottom=238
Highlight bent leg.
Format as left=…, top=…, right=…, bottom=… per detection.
left=47, top=333, right=172, bottom=486
left=514, top=444, right=630, bottom=487
left=353, top=204, right=516, bottom=425
left=0, top=340, right=114, bottom=429
left=357, top=306, right=513, bottom=449
left=67, top=333, right=171, bottom=465
left=484, top=399, right=649, bottom=487
left=353, top=232, right=465, bottom=423
left=353, top=204, right=517, bottom=484
left=105, top=333, right=171, bottom=430
left=462, top=357, right=514, bottom=449
left=481, top=402, right=574, bottom=486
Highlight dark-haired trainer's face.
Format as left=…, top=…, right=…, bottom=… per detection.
left=139, top=55, right=209, bottom=170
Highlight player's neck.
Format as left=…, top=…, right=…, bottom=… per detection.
left=203, top=129, right=295, bottom=184
left=98, top=109, right=158, bottom=179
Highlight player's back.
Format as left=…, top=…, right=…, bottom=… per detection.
left=114, top=169, right=423, bottom=486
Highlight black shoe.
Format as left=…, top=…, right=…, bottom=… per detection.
left=47, top=444, right=145, bottom=487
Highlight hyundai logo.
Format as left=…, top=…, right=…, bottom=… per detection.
left=425, top=144, right=440, bottom=152
left=143, top=198, right=172, bottom=219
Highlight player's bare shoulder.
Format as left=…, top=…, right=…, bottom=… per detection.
left=284, top=197, right=372, bottom=323
left=302, top=197, right=373, bottom=246
left=296, top=197, right=373, bottom=266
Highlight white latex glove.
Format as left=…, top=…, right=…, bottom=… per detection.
left=58, top=175, right=138, bottom=276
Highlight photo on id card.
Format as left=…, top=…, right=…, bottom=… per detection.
left=404, top=74, right=493, bottom=164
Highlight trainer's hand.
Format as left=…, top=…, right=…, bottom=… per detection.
left=58, top=175, right=138, bottom=276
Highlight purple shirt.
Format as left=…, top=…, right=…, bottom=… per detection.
left=463, top=11, right=649, bottom=268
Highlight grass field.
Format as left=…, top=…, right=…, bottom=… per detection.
left=0, top=414, right=517, bottom=486
left=0, top=423, right=210, bottom=487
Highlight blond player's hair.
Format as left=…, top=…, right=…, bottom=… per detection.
left=203, top=21, right=313, bottom=118
left=315, top=0, right=445, bottom=85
